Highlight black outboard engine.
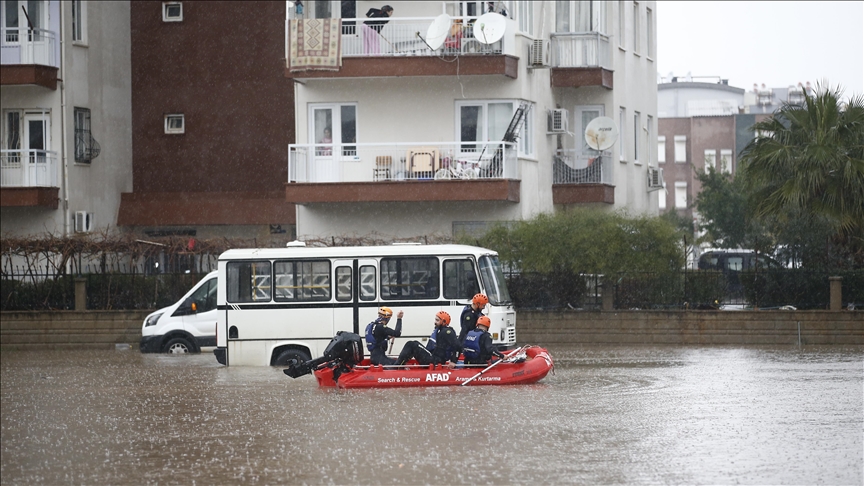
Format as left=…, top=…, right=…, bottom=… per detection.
left=283, top=331, right=364, bottom=379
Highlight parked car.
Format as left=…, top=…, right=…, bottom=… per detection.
left=139, top=271, right=217, bottom=354
left=697, top=249, right=781, bottom=307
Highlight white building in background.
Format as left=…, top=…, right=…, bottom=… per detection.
left=286, top=0, right=658, bottom=240
left=0, top=0, right=132, bottom=237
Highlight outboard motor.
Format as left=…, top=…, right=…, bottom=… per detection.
left=283, top=331, right=364, bottom=379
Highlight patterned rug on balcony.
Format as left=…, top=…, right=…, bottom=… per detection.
left=289, top=19, right=342, bottom=72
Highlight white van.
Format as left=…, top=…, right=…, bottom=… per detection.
left=139, top=271, right=218, bottom=354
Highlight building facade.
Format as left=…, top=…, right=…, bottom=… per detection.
left=1, top=0, right=132, bottom=237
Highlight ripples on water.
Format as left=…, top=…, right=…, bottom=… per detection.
left=1, top=346, right=861, bottom=485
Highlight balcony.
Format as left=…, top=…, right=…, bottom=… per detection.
left=551, top=149, right=614, bottom=205
left=549, top=32, right=613, bottom=89
left=286, top=17, right=518, bottom=80
left=286, top=141, right=520, bottom=204
left=0, top=150, right=60, bottom=209
left=0, top=28, right=59, bottom=90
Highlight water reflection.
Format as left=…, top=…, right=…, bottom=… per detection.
left=1, top=346, right=861, bottom=484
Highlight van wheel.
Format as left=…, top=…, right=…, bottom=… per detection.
left=274, top=349, right=311, bottom=366
left=164, top=337, right=195, bottom=354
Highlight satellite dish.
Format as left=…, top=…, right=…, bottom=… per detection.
left=584, top=117, right=619, bottom=151
left=425, top=14, right=452, bottom=51
left=473, top=12, right=506, bottom=44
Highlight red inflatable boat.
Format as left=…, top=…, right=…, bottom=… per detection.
left=312, top=345, right=554, bottom=388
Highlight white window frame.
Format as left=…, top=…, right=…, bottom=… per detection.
left=575, top=104, right=605, bottom=166
left=518, top=103, right=534, bottom=158
left=704, top=149, right=716, bottom=171
left=515, top=1, right=534, bottom=36
left=618, top=107, right=626, bottom=162
left=674, top=181, right=687, bottom=209
left=658, top=188, right=666, bottom=209
left=674, top=135, right=686, bottom=163
left=720, top=149, right=733, bottom=174
left=657, top=135, right=666, bottom=163
left=632, top=1, right=640, bottom=54
left=633, top=111, right=641, bottom=165
left=72, top=0, right=87, bottom=44
left=164, top=114, right=184, bottom=134
left=618, top=0, right=626, bottom=49
left=456, top=99, right=531, bottom=156
left=308, top=102, right=358, bottom=160
left=646, top=7, right=654, bottom=59
left=556, top=1, right=607, bottom=34
left=162, top=2, right=183, bottom=22
left=646, top=115, right=653, bottom=165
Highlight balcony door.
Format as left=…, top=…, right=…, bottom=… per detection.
left=309, top=104, right=357, bottom=182
left=23, top=112, right=49, bottom=185
left=4, top=0, right=48, bottom=63
left=574, top=105, right=604, bottom=167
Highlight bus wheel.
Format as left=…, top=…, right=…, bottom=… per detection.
left=164, top=337, right=195, bottom=354
left=274, top=349, right=311, bottom=366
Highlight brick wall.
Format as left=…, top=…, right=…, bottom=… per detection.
left=1, top=311, right=150, bottom=350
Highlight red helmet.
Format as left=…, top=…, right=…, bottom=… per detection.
left=435, top=310, right=451, bottom=326
left=477, top=316, right=491, bottom=328
left=472, top=293, right=489, bottom=307
left=378, top=306, right=393, bottom=318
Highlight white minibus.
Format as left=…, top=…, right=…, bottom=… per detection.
left=140, top=271, right=218, bottom=353
left=213, top=244, right=516, bottom=366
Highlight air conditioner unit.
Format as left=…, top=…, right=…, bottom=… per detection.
left=529, top=39, right=550, bottom=67
left=647, top=167, right=664, bottom=191
left=74, top=211, right=92, bottom=233
left=547, top=109, right=568, bottom=133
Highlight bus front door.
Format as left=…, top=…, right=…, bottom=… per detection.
left=333, top=259, right=379, bottom=338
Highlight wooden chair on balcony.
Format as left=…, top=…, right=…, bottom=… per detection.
left=406, top=148, right=438, bottom=179
left=374, top=156, right=393, bottom=181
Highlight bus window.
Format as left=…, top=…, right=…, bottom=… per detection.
left=443, top=259, right=479, bottom=300
left=478, top=255, right=512, bottom=305
left=336, top=266, right=352, bottom=301
left=726, top=257, right=744, bottom=272
left=227, top=261, right=272, bottom=303
left=359, top=265, right=376, bottom=301
left=274, top=260, right=331, bottom=302
left=380, top=257, right=439, bottom=300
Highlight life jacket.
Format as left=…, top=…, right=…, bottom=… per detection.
left=425, top=328, right=437, bottom=352
left=463, top=329, right=483, bottom=360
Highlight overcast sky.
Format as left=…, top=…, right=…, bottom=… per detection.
left=657, top=1, right=864, bottom=98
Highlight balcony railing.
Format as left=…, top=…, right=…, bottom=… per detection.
left=0, top=28, right=57, bottom=66
left=288, top=142, right=518, bottom=183
left=289, top=17, right=504, bottom=59
left=550, top=32, right=610, bottom=69
left=553, top=149, right=612, bottom=185
left=1, top=150, right=58, bottom=187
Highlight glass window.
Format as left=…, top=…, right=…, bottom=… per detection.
left=74, top=107, right=92, bottom=163
left=618, top=107, right=626, bottom=161
left=443, top=259, right=480, bottom=300
left=632, top=2, right=639, bottom=53
left=336, top=266, right=352, bottom=301
left=457, top=101, right=531, bottom=155
left=674, top=182, right=687, bottom=209
left=646, top=115, right=653, bottom=164
left=658, top=189, right=666, bottom=209
left=657, top=135, right=666, bottom=163
left=618, top=0, right=625, bottom=47
left=558, top=1, right=606, bottom=33
left=516, top=1, right=533, bottom=35
left=704, top=149, right=716, bottom=170
left=189, top=278, right=217, bottom=313
left=310, top=103, right=357, bottom=158
left=646, top=7, right=653, bottom=57
left=633, top=111, right=640, bottom=163
left=274, top=260, right=331, bottom=302
left=72, top=0, right=84, bottom=42
left=359, top=265, right=376, bottom=301
left=163, top=2, right=182, bottom=22
left=726, top=257, right=744, bottom=272
left=478, top=256, right=511, bottom=305
left=380, top=257, right=439, bottom=300
left=720, top=149, right=733, bottom=174
left=674, top=135, right=687, bottom=162
left=165, top=114, right=184, bottom=134
left=227, top=261, right=272, bottom=303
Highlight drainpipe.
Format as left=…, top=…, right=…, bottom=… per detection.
left=60, top=1, right=70, bottom=236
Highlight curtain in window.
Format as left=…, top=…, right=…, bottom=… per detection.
left=556, top=1, right=570, bottom=32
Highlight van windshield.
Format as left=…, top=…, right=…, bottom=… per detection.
left=478, top=255, right=512, bottom=305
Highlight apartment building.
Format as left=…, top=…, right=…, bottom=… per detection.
left=286, top=0, right=658, bottom=240
left=0, top=0, right=132, bottom=237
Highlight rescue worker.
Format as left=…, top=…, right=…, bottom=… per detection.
left=458, top=293, right=489, bottom=344
left=368, top=307, right=403, bottom=365
left=462, top=316, right=504, bottom=365
left=396, top=311, right=460, bottom=368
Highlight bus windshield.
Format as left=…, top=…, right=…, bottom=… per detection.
left=478, top=255, right=512, bottom=305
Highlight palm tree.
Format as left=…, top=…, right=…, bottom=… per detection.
left=738, top=85, right=864, bottom=242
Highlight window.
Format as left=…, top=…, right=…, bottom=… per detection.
left=633, top=111, right=640, bottom=164
left=72, top=0, right=86, bottom=43
left=720, top=149, right=733, bottom=174
left=227, top=261, right=271, bottom=303
left=515, top=1, right=534, bottom=36
left=556, top=1, right=607, bottom=34
left=274, top=260, right=331, bottom=302
left=618, top=107, right=626, bottom=161
left=310, top=103, right=357, bottom=157
left=632, top=2, right=639, bottom=53
left=519, top=103, right=534, bottom=157
left=186, top=278, right=217, bottom=314
left=163, top=2, right=182, bottom=22
left=674, top=135, right=686, bottom=162
left=657, top=135, right=666, bottom=163
left=674, top=182, right=687, bottom=209
left=335, top=266, right=351, bottom=302
left=646, top=115, right=653, bottom=164
left=164, top=114, right=184, bottom=134
left=658, top=189, right=666, bottom=209
left=646, top=7, right=653, bottom=58
left=457, top=100, right=532, bottom=155
left=4, top=111, right=21, bottom=154
left=380, top=257, right=439, bottom=300
left=704, top=149, right=716, bottom=171
left=359, top=265, right=376, bottom=301
left=618, top=0, right=626, bottom=47
left=74, top=107, right=92, bottom=163
left=443, top=259, right=480, bottom=300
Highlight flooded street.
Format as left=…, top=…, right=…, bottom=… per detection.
left=2, top=346, right=861, bottom=485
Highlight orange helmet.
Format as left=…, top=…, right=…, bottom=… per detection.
left=472, top=293, right=489, bottom=306
left=378, top=306, right=393, bottom=318
left=435, top=310, right=451, bottom=326
left=477, top=316, right=491, bottom=328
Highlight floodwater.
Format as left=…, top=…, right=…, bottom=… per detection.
left=1, top=346, right=861, bottom=485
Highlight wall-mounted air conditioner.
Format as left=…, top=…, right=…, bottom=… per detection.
left=547, top=109, right=568, bottom=133
left=647, top=167, right=664, bottom=191
left=74, top=211, right=92, bottom=233
left=529, top=39, right=550, bottom=68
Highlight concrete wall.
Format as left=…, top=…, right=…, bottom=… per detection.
left=2, top=309, right=861, bottom=350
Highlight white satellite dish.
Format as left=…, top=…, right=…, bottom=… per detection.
left=584, top=116, right=619, bottom=151
left=425, top=14, right=452, bottom=51
left=473, top=12, right=506, bottom=44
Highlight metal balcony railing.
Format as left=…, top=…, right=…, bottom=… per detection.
left=0, top=28, right=57, bottom=67
left=550, top=32, right=610, bottom=69
left=553, top=149, right=612, bottom=185
left=0, top=150, right=58, bottom=187
left=288, top=141, right=518, bottom=183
